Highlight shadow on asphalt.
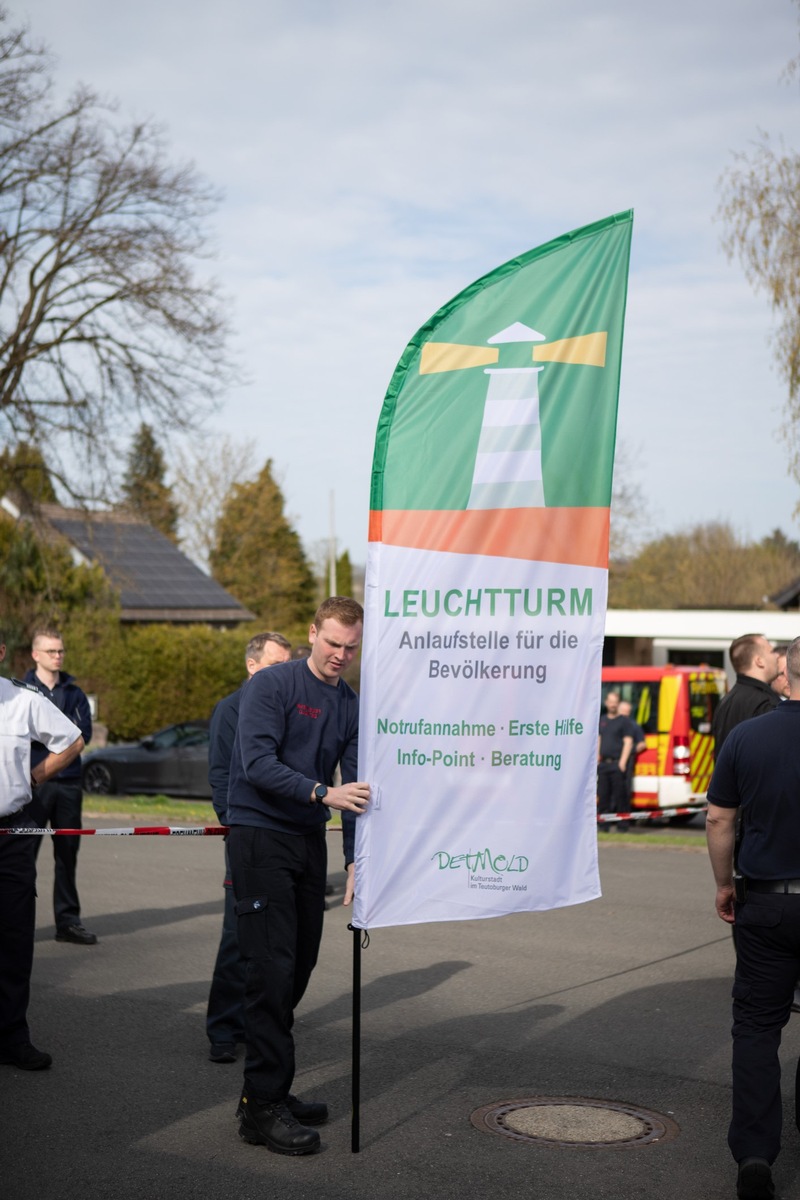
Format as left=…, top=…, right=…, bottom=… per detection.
left=34, top=899, right=225, bottom=943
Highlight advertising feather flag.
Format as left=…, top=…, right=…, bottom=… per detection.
left=354, top=211, right=633, bottom=930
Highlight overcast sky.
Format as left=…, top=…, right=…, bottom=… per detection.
left=16, top=0, right=800, bottom=563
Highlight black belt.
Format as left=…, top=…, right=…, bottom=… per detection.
left=0, top=811, right=26, bottom=827
left=747, top=879, right=800, bottom=894
left=600, top=757, right=618, bottom=764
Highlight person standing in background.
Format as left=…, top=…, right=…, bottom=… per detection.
left=0, top=630, right=84, bottom=1069
left=206, top=631, right=291, bottom=1064
left=24, top=628, right=95, bottom=946
left=712, top=634, right=781, bottom=755
left=597, top=690, right=634, bottom=818
left=771, top=648, right=790, bottom=701
left=706, top=635, right=800, bottom=1200
left=617, top=698, right=647, bottom=806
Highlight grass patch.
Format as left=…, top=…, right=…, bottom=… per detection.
left=82, top=794, right=342, bottom=828
left=83, top=794, right=216, bottom=823
left=597, top=829, right=704, bottom=849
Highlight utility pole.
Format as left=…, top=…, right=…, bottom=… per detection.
left=328, top=489, right=337, bottom=596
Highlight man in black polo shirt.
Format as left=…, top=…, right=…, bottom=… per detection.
left=712, top=633, right=781, bottom=754
left=597, top=690, right=634, bottom=817
left=706, top=635, right=800, bottom=1200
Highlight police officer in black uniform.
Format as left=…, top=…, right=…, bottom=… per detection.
left=706, top=634, right=800, bottom=1200
left=0, top=631, right=84, bottom=1070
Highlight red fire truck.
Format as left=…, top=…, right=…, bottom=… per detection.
left=600, top=665, right=727, bottom=817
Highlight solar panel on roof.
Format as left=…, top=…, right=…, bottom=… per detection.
left=50, top=517, right=246, bottom=611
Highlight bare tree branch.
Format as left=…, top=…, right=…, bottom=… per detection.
left=717, top=5, right=800, bottom=500
left=0, top=9, right=235, bottom=502
left=172, top=434, right=257, bottom=571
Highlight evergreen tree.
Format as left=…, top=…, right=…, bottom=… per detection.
left=209, top=459, right=316, bottom=631
left=0, top=514, right=115, bottom=676
left=120, top=423, right=179, bottom=541
left=335, top=549, right=354, bottom=598
left=0, top=443, right=58, bottom=507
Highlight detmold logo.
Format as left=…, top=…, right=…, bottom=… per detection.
left=431, top=847, right=529, bottom=874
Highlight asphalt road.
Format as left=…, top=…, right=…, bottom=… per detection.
left=4, top=826, right=800, bottom=1200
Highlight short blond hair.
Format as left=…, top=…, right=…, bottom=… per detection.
left=32, top=627, right=63, bottom=648
left=312, top=597, right=363, bottom=628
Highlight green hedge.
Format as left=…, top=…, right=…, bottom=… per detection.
left=57, top=613, right=360, bottom=743
left=63, top=617, right=263, bottom=741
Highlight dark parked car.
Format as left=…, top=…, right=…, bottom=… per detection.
left=82, top=721, right=211, bottom=798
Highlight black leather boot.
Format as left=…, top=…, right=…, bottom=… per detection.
left=238, top=1096, right=321, bottom=1155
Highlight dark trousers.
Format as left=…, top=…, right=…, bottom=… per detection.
left=0, top=812, right=38, bottom=1050
left=227, top=825, right=326, bottom=1103
left=205, top=843, right=246, bottom=1045
left=30, top=781, right=83, bottom=929
left=597, top=762, right=627, bottom=813
left=728, top=891, right=800, bottom=1165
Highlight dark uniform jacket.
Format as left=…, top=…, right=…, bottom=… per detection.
left=227, top=659, right=358, bottom=863
left=711, top=674, right=779, bottom=756
left=208, top=685, right=243, bottom=823
left=23, top=670, right=91, bottom=782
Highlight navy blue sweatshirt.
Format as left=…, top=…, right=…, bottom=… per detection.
left=24, top=669, right=92, bottom=781
left=227, top=658, right=359, bottom=863
left=208, top=685, right=243, bottom=823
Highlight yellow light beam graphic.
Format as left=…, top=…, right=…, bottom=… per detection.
left=419, top=343, right=500, bottom=375
left=533, top=332, right=607, bottom=368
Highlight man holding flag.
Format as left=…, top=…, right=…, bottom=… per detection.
left=226, top=596, right=370, bottom=1156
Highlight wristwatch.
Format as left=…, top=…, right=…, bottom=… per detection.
left=313, top=783, right=328, bottom=804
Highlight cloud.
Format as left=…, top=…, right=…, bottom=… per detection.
left=16, top=0, right=800, bottom=555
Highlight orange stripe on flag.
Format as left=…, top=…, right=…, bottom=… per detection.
left=369, top=508, right=610, bottom=567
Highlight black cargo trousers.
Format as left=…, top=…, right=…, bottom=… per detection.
left=227, top=824, right=327, bottom=1103
left=0, top=811, right=39, bottom=1051
left=728, top=889, right=800, bottom=1165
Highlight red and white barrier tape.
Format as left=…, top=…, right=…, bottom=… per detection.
left=0, top=825, right=229, bottom=836
left=0, top=813, right=701, bottom=834
left=0, top=824, right=345, bottom=836
left=597, top=804, right=706, bottom=825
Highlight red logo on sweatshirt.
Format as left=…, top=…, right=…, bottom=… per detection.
left=296, top=703, right=321, bottom=719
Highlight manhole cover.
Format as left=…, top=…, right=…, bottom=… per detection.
left=470, top=1096, right=680, bottom=1149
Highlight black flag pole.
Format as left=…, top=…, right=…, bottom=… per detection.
left=347, top=921, right=364, bottom=1147
left=350, top=923, right=362, bottom=1152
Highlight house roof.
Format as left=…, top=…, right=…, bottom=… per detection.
left=770, top=576, right=800, bottom=610
left=38, top=504, right=255, bottom=625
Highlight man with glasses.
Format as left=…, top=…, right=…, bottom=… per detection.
left=24, top=628, right=95, bottom=945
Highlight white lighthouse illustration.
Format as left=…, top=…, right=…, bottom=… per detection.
left=419, top=322, right=608, bottom=512
left=468, top=321, right=546, bottom=510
